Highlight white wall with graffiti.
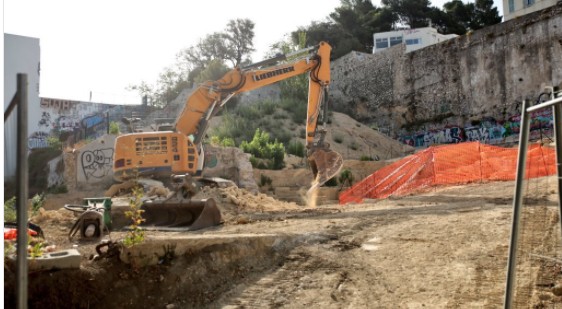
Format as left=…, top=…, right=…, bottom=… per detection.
left=30, top=97, right=114, bottom=151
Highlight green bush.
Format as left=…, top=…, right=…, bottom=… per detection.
left=237, top=105, right=261, bottom=120
left=4, top=197, right=16, bottom=222
left=47, top=136, right=62, bottom=150
left=48, top=184, right=68, bottom=194
left=241, top=129, right=285, bottom=170
left=333, top=134, right=344, bottom=144
left=259, top=100, right=276, bottom=115
left=271, top=130, right=292, bottom=145
left=31, top=193, right=45, bottom=216
left=299, top=128, right=306, bottom=139
left=286, top=141, right=305, bottom=157
left=260, top=174, right=273, bottom=187
left=360, top=155, right=374, bottom=161
left=272, top=112, right=288, bottom=120
left=338, top=169, right=354, bottom=189
left=109, top=121, right=120, bottom=134
left=210, top=136, right=236, bottom=147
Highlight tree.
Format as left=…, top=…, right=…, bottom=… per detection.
left=223, top=19, right=256, bottom=67
left=442, top=0, right=475, bottom=33
left=176, top=18, right=255, bottom=73
left=472, top=0, right=502, bottom=29
left=329, top=0, right=398, bottom=52
left=429, top=5, right=467, bottom=35
left=292, top=21, right=363, bottom=59
left=194, top=59, right=230, bottom=84
left=365, top=7, right=397, bottom=33
left=128, top=19, right=255, bottom=108
left=381, top=0, right=433, bottom=28
left=127, top=81, right=157, bottom=106
left=439, top=0, right=501, bottom=33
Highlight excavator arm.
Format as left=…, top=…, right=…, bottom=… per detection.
left=176, top=42, right=330, bottom=146
left=173, top=41, right=342, bottom=191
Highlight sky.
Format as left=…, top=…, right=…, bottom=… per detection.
left=4, top=0, right=504, bottom=105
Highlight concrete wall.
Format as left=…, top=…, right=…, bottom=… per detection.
left=202, top=145, right=259, bottom=193
left=75, top=134, right=117, bottom=187
left=330, top=5, right=562, bottom=147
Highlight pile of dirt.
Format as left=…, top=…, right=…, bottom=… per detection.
left=192, top=185, right=302, bottom=224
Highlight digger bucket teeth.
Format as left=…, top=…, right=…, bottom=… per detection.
left=140, top=198, right=222, bottom=231
left=307, top=148, right=344, bottom=189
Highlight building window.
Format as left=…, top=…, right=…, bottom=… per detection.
left=509, top=0, right=515, bottom=12
left=405, top=38, right=421, bottom=45
left=375, top=38, right=388, bottom=49
left=524, top=0, right=534, bottom=7
left=389, top=36, right=403, bottom=46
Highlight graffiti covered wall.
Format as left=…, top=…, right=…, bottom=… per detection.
left=399, top=109, right=554, bottom=147
left=28, top=97, right=115, bottom=151
left=329, top=6, right=562, bottom=148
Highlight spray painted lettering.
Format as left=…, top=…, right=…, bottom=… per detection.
left=28, top=131, right=49, bottom=149
left=400, top=109, right=553, bottom=148
left=81, top=148, right=114, bottom=180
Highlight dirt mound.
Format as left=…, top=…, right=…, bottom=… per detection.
left=192, top=186, right=301, bottom=224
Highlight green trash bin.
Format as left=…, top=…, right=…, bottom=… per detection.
left=83, top=197, right=112, bottom=230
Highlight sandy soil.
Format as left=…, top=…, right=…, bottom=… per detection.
left=4, top=174, right=562, bottom=308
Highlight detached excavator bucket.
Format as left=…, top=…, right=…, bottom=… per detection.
left=307, top=148, right=344, bottom=194
left=140, top=198, right=222, bottom=231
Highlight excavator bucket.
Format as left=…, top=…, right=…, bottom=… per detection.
left=140, top=198, right=222, bottom=231
left=307, top=148, right=344, bottom=195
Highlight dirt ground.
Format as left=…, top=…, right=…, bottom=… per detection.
left=5, top=173, right=562, bottom=308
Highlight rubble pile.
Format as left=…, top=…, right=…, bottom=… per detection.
left=195, top=186, right=300, bottom=215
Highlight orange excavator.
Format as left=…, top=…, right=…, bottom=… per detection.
left=112, top=41, right=343, bottom=230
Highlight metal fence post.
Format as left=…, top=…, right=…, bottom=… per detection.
left=16, top=73, right=29, bottom=309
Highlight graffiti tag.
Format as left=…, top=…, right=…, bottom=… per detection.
left=81, top=148, right=114, bottom=180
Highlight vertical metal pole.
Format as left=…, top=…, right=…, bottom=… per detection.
left=552, top=98, right=562, bottom=240
left=504, top=99, right=531, bottom=308
left=16, top=73, right=29, bottom=309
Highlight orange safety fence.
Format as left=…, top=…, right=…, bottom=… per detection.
left=339, top=141, right=557, bottom=204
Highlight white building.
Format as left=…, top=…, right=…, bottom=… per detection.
left=372, top=27, right=457, bottom=54
left=4, top=33, right=41, bottom=178
left=502, top=0, right=557, bottom=21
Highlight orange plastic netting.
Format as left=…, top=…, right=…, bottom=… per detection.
left=339, top=141, right=557, bottom=204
